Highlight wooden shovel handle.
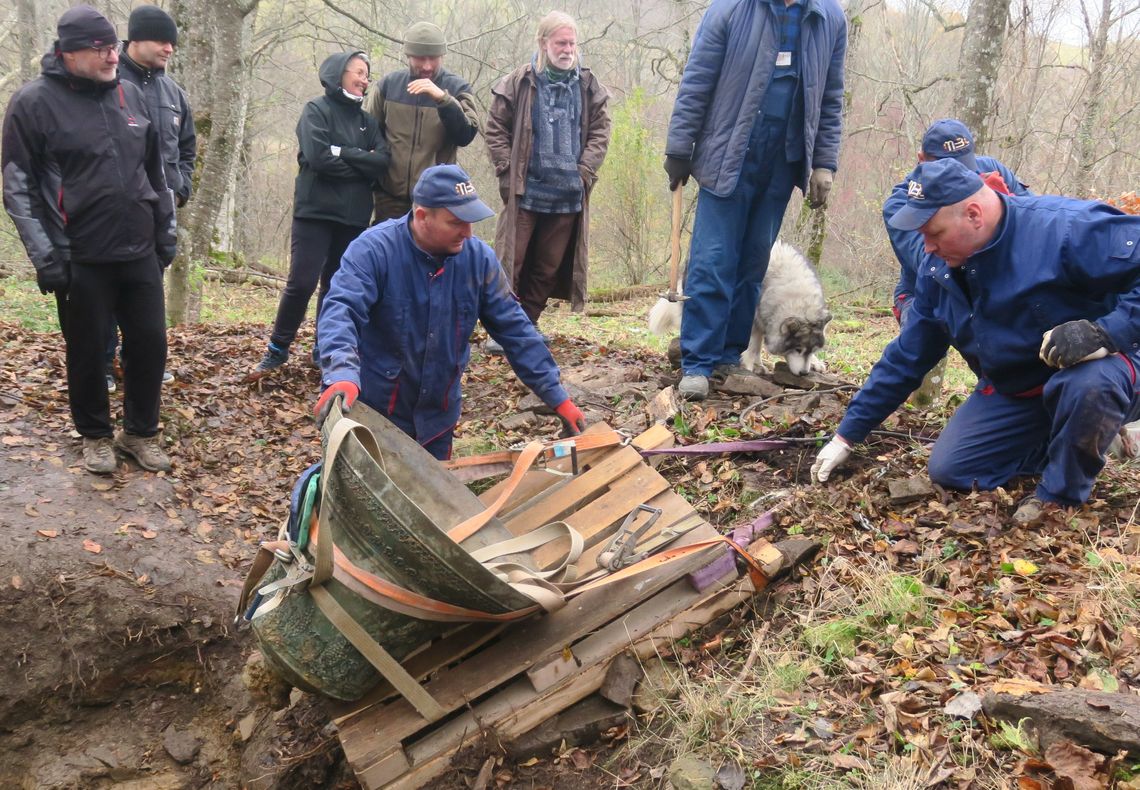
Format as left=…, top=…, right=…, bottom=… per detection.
left=669, top=187, right=683, bottom=293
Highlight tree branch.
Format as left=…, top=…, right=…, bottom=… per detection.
left=316, top=0, right=401, bottom=45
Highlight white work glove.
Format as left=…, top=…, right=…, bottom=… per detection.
left=811, top=435, right=851, bottom=483
left=808, top=168, right=834, bottom=209
left=330, top=145, right=342, bottom=157
left=1039, top=320, right=1115, bottom=368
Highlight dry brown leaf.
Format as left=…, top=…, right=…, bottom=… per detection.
left=11, top=575, right=24, bottom=590
left=1043, top=740, right=1106, bottom=790
left=830, top=753, right=871, bottom=772
left=991, top=678, right=1050, bottom=696
left=83, top=539, right=102, bottom=554
left=36, top=529, right=58, bottom=538
left=141, top=530, right=157, bottom=539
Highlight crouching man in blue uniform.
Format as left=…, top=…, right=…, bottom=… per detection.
left=313, top=164, right=587, bottom=459
left=811, top=158, right=1140, bottom=525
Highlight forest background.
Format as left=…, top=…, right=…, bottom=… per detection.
left=0, top=0, right=1137, bottom=320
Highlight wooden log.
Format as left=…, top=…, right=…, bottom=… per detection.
left=983, top=689, right=1140, bottom=758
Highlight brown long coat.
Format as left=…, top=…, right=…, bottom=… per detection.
left=485, top=62, right=611, bottom=312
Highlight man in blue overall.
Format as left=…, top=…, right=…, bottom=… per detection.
left=812, top=158, right=1140, bottom=525
left=663, top=0, right=848, bottom=401
left=314, top=165, right=586, bottom=460
left=887, top=119, right=1028, bottom=327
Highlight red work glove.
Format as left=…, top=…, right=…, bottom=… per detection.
left=980, top=171, right=1012, bottom=196
left=314, top=381, right=359, bottom=425
left=555, top=399, right=586, bottom=437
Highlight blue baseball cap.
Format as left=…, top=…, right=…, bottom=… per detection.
left=411, top=164, right=494, bottom=223
left=922, top=118, right=979, bottom=171
left=888, top=158, right=985, bottom=231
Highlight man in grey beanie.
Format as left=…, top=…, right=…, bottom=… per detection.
left=364, top=21, right=480, bottom=223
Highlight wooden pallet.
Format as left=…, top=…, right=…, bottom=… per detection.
left=328, top=424, right=785, bottom=789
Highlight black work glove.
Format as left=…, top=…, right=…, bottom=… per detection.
left=663, top=155, right=692, bottom=191
left=158, top=246, right=176, bottom=270
left=1039, top=319, right=1117, bottom=368
left=36, top=254, right=70, bottom=295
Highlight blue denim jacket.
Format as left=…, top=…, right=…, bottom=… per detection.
left=665, top=0, right=847, bottom=197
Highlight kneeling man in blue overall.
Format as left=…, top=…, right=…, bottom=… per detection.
left=811, top=157, right=1140, bottom=525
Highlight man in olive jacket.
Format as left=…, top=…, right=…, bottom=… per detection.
left=484, top=11, right=611, bottom=347
left=364, top=22, right=479, bottom=224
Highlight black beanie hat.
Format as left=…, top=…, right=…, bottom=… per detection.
left=128, top=5, right=178, bottom=45
left=57, top=5, right=118, bottom=53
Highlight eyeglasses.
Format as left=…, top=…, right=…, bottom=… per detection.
left=89, top=43, right=122, bottom=59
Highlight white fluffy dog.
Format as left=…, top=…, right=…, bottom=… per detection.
left=648, top=240, right=831, bottom=376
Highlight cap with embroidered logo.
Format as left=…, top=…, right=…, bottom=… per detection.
left=412, top=164, right=494, bottom=223
left=921, top=118, right=979, bottom=171
left=888, top=158, right=985, bottom=231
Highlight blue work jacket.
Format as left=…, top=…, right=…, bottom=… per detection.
left=886, top=155, right=1030, bottom=306
left=665, top=0, right=847, bottom=197
left=318, top=215, right=569, bottom=445
left=840, top=194, right=1140, bottom=443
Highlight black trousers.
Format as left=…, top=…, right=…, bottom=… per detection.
left=270, top=217, right=363, bottom=349
left=58, top=256, right=166, bottom=438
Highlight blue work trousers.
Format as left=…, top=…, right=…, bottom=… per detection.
left=928, top=352, right=1140, bottom=506
left=680, top=115, right=800, bottom=376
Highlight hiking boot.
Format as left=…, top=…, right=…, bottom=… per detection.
left=161, top=369, right=175, bottom=385
left=106, top=374, right=117, bottom=394
left=245, top=343, right=289, bottom=381
left=82, top=437, right=117, bottom=475
left=485, top=338, right=505, bottom=356
left=1012, top=495, right=1047, bottom=526
left=712, top=363, right=757, bottom=380
left=114, top=431, right=172, bottom=473
left=678, top=374, right=709, bottom=401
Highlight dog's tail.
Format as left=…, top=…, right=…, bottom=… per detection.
left=648, top=296, right=683, bottom=336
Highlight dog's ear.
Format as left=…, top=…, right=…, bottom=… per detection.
left=781, top=316, right=805, bottom=336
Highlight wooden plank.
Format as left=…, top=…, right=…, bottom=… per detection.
left=338, top=523, right=719, bottom=774
left=501, top=446, right=647, bottom=537
left=475, top=423, right=671, bottom=512
left=534, top=464, right=669, bottom=570
left=375, top=561, right=761, bottom=790
left=330, top=623, right=506, bottom=727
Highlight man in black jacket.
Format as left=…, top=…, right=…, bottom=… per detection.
left=246, top=51, right=389, bottom=379
left=105, top=4, right=197, bottom=391
left=2, top=5, right=177, bottom=474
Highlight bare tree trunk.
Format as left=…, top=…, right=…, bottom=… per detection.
left=16, top=0, right=36, bottom=83
left=952, top=0, right=1011, bottom=146
left=1071, top=0, right=1112, bottom=198
left=168, top=0, right=259, bottom=325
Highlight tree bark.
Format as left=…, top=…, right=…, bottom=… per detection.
left=952, top=0, right=1011, bottom=147
left=168, top=0, right=259, bottom=325
left=1071, top=0, right=1112, bottom=197
left=15, top=0, right=36, bottom=84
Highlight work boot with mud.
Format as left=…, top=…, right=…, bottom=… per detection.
left=1012, top=495, right=1048, bottom=526
left=678, top=374, right=709, bottom=401
left=114, top=431, right=172, bottom=473
left=83, top=437, right=117, bottom=475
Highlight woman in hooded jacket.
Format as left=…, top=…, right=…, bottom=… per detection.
left=247, top=50, right=389, bottom=379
